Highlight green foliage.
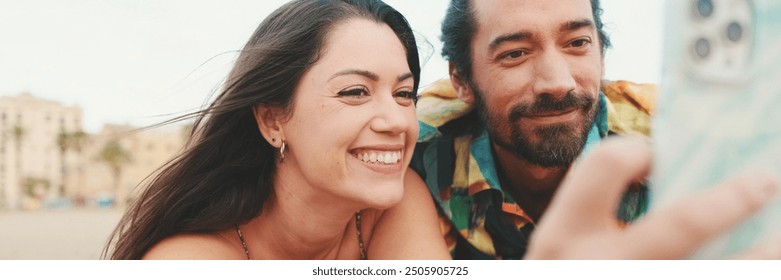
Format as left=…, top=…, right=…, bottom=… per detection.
left=12, top=125, right=24, bottom=141
left=99, top=139, right=131, bottom=175
left=21, top=177, right=50, bottom=197
left=56, top=130, right=88, bottom=153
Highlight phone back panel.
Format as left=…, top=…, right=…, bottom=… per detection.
left=652, top=0, right=781, bottom=258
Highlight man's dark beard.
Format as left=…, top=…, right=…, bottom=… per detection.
left=472, top=84, right=598, bottom=168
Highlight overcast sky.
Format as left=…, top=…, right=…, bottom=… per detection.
left=0, top=0, right=663, bottom=133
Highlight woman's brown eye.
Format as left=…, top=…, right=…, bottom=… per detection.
left=338, top=88, right=368, bottom=97
left=395, top=91, right=415, bottom=100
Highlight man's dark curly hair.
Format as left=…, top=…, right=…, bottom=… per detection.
left=440, top=0, right=611, bottom=82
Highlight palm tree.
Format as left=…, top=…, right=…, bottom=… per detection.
left=12, top=125, right=25, bottom=204
left=12, top=125, right=24, bottom=164
left=69, top=131, right=87, bottom=153
left=69, top=131, right=88, bottom=205
left=99, top=139, right=131, bottom=208
left=55, top=131, right=89, bottom=198
left=56, top=131, right=69, bottom=197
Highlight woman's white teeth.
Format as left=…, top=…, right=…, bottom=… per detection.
left=355, top=151, right=402, bottom=164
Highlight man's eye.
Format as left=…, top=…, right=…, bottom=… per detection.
left=570, top=38, right=592, bottom=48
left=501, top=50, right=526, bottom=60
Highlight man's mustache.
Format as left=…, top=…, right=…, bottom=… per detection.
left=509, top=91, right=595, bottom=122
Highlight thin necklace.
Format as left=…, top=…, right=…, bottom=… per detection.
left=355, top=210, right=367, bottom=260
left=236, top=224, right=250, bottom=260
left=234, top=211, right=368, bottom=260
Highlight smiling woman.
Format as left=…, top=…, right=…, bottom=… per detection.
left=102, top=0, right=449, bottom=260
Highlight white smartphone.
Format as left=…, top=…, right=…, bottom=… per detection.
left=651, top=0, right=781, bottom=258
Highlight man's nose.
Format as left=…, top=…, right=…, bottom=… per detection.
left=532, top=50, right=577, bottom=98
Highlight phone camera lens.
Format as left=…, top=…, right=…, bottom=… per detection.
left=694, top=38, right=711, bottom=59
left=726, top=21, right=743, bottom=42
left=695, top=0, right=714, bottom=18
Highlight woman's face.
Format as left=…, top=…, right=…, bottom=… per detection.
left=278, top=18, right=418, bottom=210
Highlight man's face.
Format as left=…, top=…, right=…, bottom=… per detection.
left=465, top=0, right=604, bottom=167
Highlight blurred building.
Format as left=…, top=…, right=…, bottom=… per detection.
left=81, top=123, right=186, bottom=208
left=0, top=93, right=83, bottom=210
left=0, top=93, right=187, bottom=210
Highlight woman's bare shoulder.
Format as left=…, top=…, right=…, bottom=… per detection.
left=142, top=230, right=245, bottom=260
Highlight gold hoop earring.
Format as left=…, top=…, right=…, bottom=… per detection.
left=279, top=141, right=286, bottom=162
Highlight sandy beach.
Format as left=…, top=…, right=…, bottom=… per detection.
left=0, top=209, right=123, bottom=260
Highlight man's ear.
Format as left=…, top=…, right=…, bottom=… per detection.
left=252, top=105, right=285, bottom=148
left=449, top=62, right=475, bottom=104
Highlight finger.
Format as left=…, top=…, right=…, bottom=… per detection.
left=735, top=235, right=781, bottom=260
left=542, top=137, right=652, bottom=232
left=623, top=170, right=778, bottom=259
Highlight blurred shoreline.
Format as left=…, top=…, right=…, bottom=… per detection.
left=0, top=208, right=123, bottom=260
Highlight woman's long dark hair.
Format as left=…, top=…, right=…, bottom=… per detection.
left=104, top=0, right=420, bottom=260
